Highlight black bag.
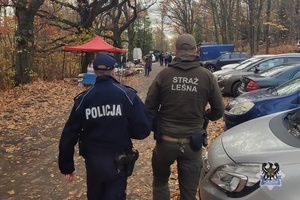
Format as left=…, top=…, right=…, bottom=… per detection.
left=115, top=149, right=139, bottom=177
left=189, top=133, right=203, bottom=151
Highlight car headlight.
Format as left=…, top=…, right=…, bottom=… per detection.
left=203, top=151, right=211, bottom=173
left=210, top=163, right=260, bottom=196
left=228, top=101, right=254, bottom=115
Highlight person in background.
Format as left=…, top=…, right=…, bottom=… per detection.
left=145, top=34, right=224, bottom=200
left=145, top=54, right=152, bottom=76
left=164, top=53, right=169, bottom=66
left=167, top=53, right=173, bottom=66
left=87, top=59, right=94, bottom=73
left=159, top=53, right=164, bottom=66
left=121, top=53, right=127, bottom=68
left=58, top=52, right=152, bottom=200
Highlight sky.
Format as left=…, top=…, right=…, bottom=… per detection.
left=147, top=3, right=175, bottom=38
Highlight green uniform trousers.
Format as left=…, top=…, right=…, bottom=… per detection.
left=152, top=140, right=202, bottom=200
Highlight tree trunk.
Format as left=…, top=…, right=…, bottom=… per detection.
left=265, top=0, right=271, bottom=54
left=248, top=0, right=255, bottom=55
left=15, top=0, right=45, bottom=85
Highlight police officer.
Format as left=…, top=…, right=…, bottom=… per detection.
left=145, top=34, right=224, bottom=200
left=58, top=52, right=151, bottom=200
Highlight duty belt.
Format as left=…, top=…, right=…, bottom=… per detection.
left=161, top=135, right=190, bottom=143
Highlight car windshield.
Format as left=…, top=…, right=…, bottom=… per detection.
left=259, top=64, right=292, bottom=77
left=234, top=57, right=263, bottom=70
left=271, top=76, right=300, bottom=95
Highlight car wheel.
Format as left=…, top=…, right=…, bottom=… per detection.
left=206, top=64, right=216, bottom=72
left=232, top=81, right=241, bottom=97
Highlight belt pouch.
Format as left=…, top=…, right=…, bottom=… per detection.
left=189, top=133, right=203, bottom=151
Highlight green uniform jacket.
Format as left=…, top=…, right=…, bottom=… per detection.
left=145, top=54, right=224, bottom=138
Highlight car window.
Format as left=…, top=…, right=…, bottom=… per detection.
left=235, top=58, right=263, bottom=70
left=241, top=54, right=249, bottom=58
left=219, top=54, right=230, bottom=59
left=286, top=57, right=300, bottom=62
left=292, top=70, right=300, bottom=79
left=274, top=76, right=300, bottom=95
left=257, top=58, right=284, bottom=71
left=231, top=54, right=240, bottom=59
left=260, top=65, right=287, bottom=77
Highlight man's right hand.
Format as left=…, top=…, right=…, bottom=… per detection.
left=64, top=171, right=76, bottom=184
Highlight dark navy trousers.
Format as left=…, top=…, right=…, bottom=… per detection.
left=84, top=153, right=127, bottom=200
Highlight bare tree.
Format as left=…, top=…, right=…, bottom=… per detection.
left=163, top=0, right=198, bottom=34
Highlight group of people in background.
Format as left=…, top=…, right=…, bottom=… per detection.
left=144, top=52, right=174, bottom=76
left=159, top=52, right=173, bottom=66
left=87, top=52, right=173, bottom=78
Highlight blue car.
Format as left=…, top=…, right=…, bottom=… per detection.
left=224, top=76, right=300, bottom=130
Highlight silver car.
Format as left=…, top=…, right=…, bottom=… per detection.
left=199, top=108, right=300, bottom=200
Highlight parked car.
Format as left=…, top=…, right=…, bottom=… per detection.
left=223, top=76, right=300, bottom=130
left=151, top=54, right=156, bottom=62
left=239, top=62, right=300, bottom=94
left=216, top=53, right=300, bottom=97
left=202, top=51, right=251, bottom=72
left=221, top=63, right=239, bottom=70
left=214, top=55, right=274, bottom=79
left=199, top=107, right=300, bottom=200
left=297, top=39, right=300, bottom=52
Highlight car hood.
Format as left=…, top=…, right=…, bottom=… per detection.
left=233, top=89, right=273, bottom=102
left=226, top=89, right=274, bottom=109
left=221, top=112, right=299, bottom=165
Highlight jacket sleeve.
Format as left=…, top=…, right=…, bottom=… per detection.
left=58, top=103, right=83, bottom=174
left=207, top=74, right=225, bottom=121
left=127, top=95, right=152, bottom=140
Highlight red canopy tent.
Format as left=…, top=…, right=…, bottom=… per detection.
left=64, top=35, right=126, bottom=53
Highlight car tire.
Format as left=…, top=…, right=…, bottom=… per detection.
left=206, top=64, right=216, bottom=72
left=232, top=81, right=241, bottom=97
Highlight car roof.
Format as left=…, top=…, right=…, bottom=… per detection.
left=274, top=53, right=300, bottom=57
left=234, top=54, right=300, bottom=71
left=252, top=54, right=275, bottom=58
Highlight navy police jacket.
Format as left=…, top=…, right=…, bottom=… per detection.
left=59, top=75, right=151, bottom=174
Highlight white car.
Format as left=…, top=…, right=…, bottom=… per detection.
left=199, top=107, right=300, bottom=200
left=152, top=54, right=156, bottom=62
left=221, top=63, right=239, bottom=70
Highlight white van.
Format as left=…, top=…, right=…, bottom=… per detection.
left=133, top=48, right=142, bottom=64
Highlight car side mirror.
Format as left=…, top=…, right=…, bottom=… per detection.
left=254, top=67, right=260, bottom=73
